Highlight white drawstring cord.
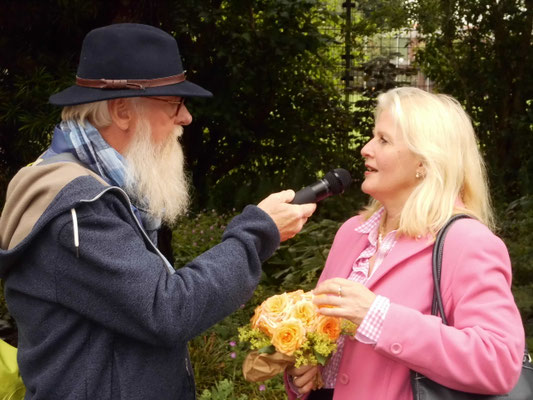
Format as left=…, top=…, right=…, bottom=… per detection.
left=70, top=208, right=79, bottom=258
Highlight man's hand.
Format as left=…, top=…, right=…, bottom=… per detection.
left=257, top=190, right=316, bottom=242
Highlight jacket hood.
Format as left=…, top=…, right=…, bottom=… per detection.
left=0, top=161, right=107, bottom=277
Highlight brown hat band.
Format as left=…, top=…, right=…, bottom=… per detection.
left=75, top=72, right=186, bottom=90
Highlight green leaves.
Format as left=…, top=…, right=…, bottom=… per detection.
left=411, top=0, right=533, bottom=201
left=263, top=217, right=342, bottom=292
left=258, top=345, right=276, bottom=354
left=314, top=351, right=328, bottom=366
left=172, top=209, right=237, bottom=269
left=199, top=379, right=248, bottom=400
left=168, top=0, right=365, bottom=210
left=497, top=195, right=533, bottom=345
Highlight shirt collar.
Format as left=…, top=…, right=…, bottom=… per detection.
left=355, top=207, right=385, bottom=234
left=355, top=207, right=385, bottom=246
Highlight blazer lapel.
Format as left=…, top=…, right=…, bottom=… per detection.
left=367, top=234, right=433, bottom=288
left=319, top=232, right=368, bottom=284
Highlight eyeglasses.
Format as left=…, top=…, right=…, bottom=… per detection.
left=146, top=96, right=185, bottom=117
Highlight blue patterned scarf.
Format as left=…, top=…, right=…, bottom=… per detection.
left=43, top=120, right=162, bottom=235
left=44, top=120, right=127, bottom=187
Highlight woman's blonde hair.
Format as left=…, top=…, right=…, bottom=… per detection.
left=362, top=87, right=494, bottom=236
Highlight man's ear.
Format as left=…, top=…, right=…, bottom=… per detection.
left=107, top=98, right=135, bottom=131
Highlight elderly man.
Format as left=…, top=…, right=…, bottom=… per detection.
left=0, top=23, right=316, bottom=400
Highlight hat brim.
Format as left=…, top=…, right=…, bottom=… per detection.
left=49, top=80, right=213, bottom=106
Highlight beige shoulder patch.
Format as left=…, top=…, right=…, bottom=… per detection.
left=0, top=162, right=107, bottom=250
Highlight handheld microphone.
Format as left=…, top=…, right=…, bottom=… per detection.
left=291, top=168, right=352, bottom=204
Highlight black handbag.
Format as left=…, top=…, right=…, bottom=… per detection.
left=410, top=214, right=533, bottom=400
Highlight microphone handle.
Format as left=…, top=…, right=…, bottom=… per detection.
left=291, top=180, right=330, bottom=204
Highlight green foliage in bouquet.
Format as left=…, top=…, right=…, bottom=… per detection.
left=293, top=319, right=357, bottom=368
left=237, top=326, right=272, bottom=354
left=292, top=331, right=337, bottom=368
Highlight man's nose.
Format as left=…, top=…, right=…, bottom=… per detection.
left=175, top=104, right=192, bottom=126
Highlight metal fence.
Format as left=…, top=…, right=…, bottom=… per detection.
left=361, top=28, right=433, bottom=91
left=320, top=1, right=433, bottom=101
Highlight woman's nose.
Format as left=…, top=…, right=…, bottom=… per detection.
left=361, top=140, right=372, bottom=158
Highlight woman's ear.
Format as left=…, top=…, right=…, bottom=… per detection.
left=416, top=162, right=426, bottom=179
left=107, top=98, right=134, bottom=131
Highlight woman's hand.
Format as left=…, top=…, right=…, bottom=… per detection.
left=313, top=278, right=376, bottom=325
left=286, top=364, right=321, bottom=395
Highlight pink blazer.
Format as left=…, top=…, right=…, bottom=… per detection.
left=287, top=215, right=524, bottom=400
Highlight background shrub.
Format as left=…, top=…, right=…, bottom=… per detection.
left=498, top=195, right=533, bottom=348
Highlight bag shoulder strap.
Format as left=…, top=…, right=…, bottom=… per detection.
left=431, top=214, right=471, bottom=324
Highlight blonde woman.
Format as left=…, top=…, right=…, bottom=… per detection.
left=286, top=87, right=524, bottom=399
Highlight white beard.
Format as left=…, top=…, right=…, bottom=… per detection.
left=123, top=118, right=190, bottom=225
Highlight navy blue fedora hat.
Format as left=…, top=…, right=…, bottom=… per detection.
left=49, top=23, right=212, bottom=106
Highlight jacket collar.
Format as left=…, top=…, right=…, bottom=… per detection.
left=366, top=233, right=434, bottom=288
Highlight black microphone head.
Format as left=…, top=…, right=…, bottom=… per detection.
left=324, top=168, right=352, bottom=195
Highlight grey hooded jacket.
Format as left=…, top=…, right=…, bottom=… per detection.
left=0, top=158, right=280, bottom=400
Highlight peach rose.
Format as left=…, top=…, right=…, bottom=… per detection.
left=271, top=318, right=306, bottom=356
left=262, top=293, right=290, bottom=320
left=252, top=293, right=292, bottom=336
left=315, top=315, right=342, bottom=341
left=251, top=307, right=278, bottom=336
left=289, top=300, right=318, bottom=330
left=287, top=290, right=305, bottom=303
left=255, top=315, right=280, bottom=336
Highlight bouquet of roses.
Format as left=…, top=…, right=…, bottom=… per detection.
left=238, top=290, right=356, bottom=382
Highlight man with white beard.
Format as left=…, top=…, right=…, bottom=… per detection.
left=0, top=23, right=316, bottom=400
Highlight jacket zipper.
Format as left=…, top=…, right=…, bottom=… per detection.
left=76, top=186, right=175, bottom=274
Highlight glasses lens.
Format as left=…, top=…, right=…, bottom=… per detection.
left=175, top=98, right=185, bottom=116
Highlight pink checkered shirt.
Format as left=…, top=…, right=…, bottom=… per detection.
left=321, top=208, right=396, bottom=388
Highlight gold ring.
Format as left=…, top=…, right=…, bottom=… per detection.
left=338, top=285, right=342, bottom=297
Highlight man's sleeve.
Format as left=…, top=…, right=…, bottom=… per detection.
left=52, top=195, right=279, bottom=346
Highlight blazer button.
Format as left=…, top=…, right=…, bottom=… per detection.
left=390, top=343, right=403, bottom=354
left=339, top=373, right=350, bottom=385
